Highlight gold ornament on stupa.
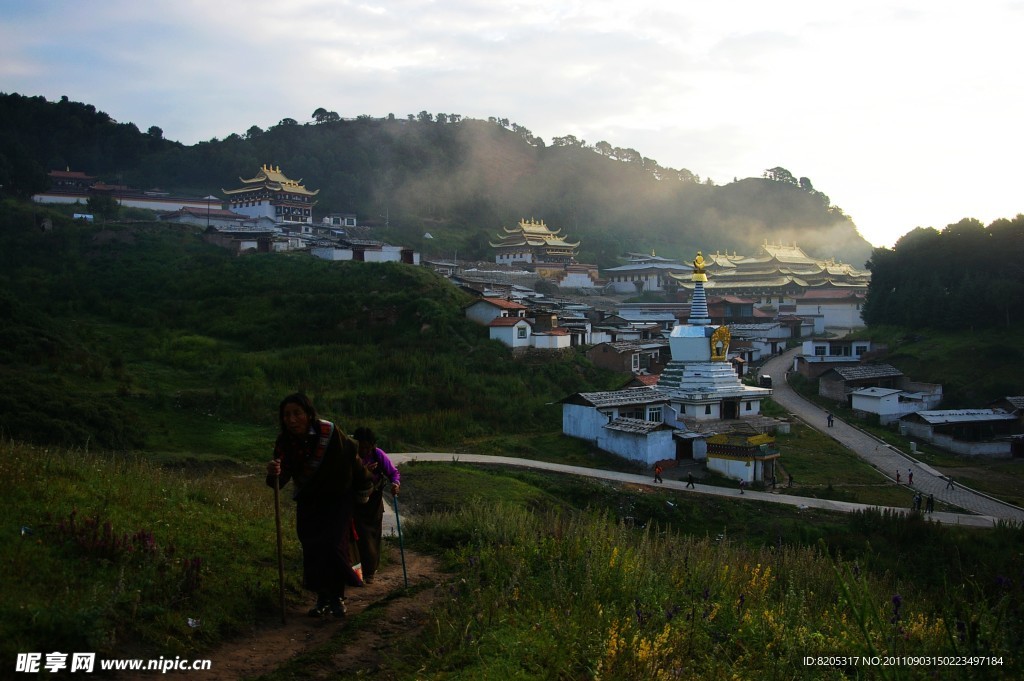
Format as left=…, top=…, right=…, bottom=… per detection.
left=692, top=251, right=708, bottom=283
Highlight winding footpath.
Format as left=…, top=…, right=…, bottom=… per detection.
left=380, top=349, right=1024, bottom=532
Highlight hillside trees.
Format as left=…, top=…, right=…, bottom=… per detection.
left=1, top=93, right=872, bottom=264
left=862, top=215, right=1024, bottom=330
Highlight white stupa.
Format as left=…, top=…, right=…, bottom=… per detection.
left=657, top=252, right=772, bottom=420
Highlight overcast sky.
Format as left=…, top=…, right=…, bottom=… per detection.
left=3, top=0, right=1021, bottom=247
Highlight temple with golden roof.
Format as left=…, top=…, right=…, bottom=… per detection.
left=489, top=218, right=580, bottom=265
left=222, top=164, right=319, bottom=225
left=668, top=241, right=870, bottom=298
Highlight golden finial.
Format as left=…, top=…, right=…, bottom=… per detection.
left=692, top=251, right=708, bottom=282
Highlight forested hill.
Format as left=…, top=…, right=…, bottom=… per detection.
left=863, top=216, right=1024, bottom=331
left=1, top=92, right=872, bottom=267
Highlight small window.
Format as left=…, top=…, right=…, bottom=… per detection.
left=814, top=346, right=826, bottom=356
left=517, top=327, right=527, bottom=339
left=647, top=407, right=662, bottom=422
left=745, top=401, right=752, bottom=411
left=705, top=404, right=712, bottom=415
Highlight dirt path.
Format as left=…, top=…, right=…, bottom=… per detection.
left=120, top=548, right=444, bottom=680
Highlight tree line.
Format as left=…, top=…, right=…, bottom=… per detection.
left=862, top=216, right=1024, bottom=329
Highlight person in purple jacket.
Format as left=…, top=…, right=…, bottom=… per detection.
left=352, top=427, right=401, bottom=585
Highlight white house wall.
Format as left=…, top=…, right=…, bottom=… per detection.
left=597, top=429, right=674, bottom=466
left=562, top=403, right=610, bottom=442
left=707, top=457, right=755, bottom=483
left=559, top=271, right=599, bottom=288
left=311, top=247, right=354, bottom=261
left=532, top=334, right=572, bottom=350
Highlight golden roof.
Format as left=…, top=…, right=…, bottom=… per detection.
left=491, top=218, right=580, bottom=249
left=223, top=163, right=320, bottom=196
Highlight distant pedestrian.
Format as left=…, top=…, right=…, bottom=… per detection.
left=908, top=469, right=913, bottom=486
left=926, top=494, right=934, bottom=513
left=896, top=470, right=901, bottom=485
left=913, top=492, right=922, bottom=511
left=685, top=472, right=695, bottom=488
left=654, top=464, right=663, bottom=484
left=739, top=480, right=746, bottom=495
left=771, top=475, right=777, bottom=489
left=946, top=476, right=955, bottom=490
left=787, top=474, right=793, bottom=488
left=827, top=412, right=834, bottom=428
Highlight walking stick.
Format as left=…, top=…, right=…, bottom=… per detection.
left=273, top=468, right=286, bottom=624
left=392, top=494, right=408, bottom=589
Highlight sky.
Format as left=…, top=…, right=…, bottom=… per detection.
left=2, top=1, right=1022, bottom=248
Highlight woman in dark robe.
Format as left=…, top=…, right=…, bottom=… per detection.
left=266, top=393, right=373, bottom=617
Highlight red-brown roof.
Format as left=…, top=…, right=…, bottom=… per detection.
left=489, top=317, right=532, bottom=327
left=475, top=297, right=528, bottom=310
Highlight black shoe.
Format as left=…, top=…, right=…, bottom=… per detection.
left=363, top=575, right=375, bottom=585
left=329, top=598, right=347, bottom=618
left=308, top=600, right=331, bottom=617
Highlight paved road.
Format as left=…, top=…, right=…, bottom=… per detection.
left=381, top=451, right=1005, bottom=533
left=761, top=348, right=1024, bottom=524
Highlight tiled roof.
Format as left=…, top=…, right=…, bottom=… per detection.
left=909, top=410, right=1018, bottom=425
left=563, top=387, right=667, bottom=408
left=603, top=417, right=671, bottom=434
left=832, top=364, right=903, bottom=381
left=1003, top=396, right=1024, bottom=410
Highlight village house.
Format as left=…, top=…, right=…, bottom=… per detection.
left=488, top=316, right=534, bottom=349
left=818, top=364, right=904, bottom=402
left=793, top=337, right=877, bottom=378
left=727, top=323, right=791, bottom=359
left=793, top=288, right=867, bottom=333
left=464, top=297, right=529, bottom=325
left=899, top=410, right=1021, bottom=457
left=560, top=388, right=692, bottom=465
left=586, top=340, right=669, bottom=374
left=321, top=212, right=358, bottom=228
left=989, top=396, right=1024, bottom=423
left=310, top=239, right=418, bottom=264
left=850, top=386, right=943, bottom=425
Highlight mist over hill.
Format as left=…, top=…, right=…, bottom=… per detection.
left=1, top=93, right=872, bottom=267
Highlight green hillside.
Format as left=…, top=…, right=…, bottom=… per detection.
left=0, top=199, right=622, bottom=456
